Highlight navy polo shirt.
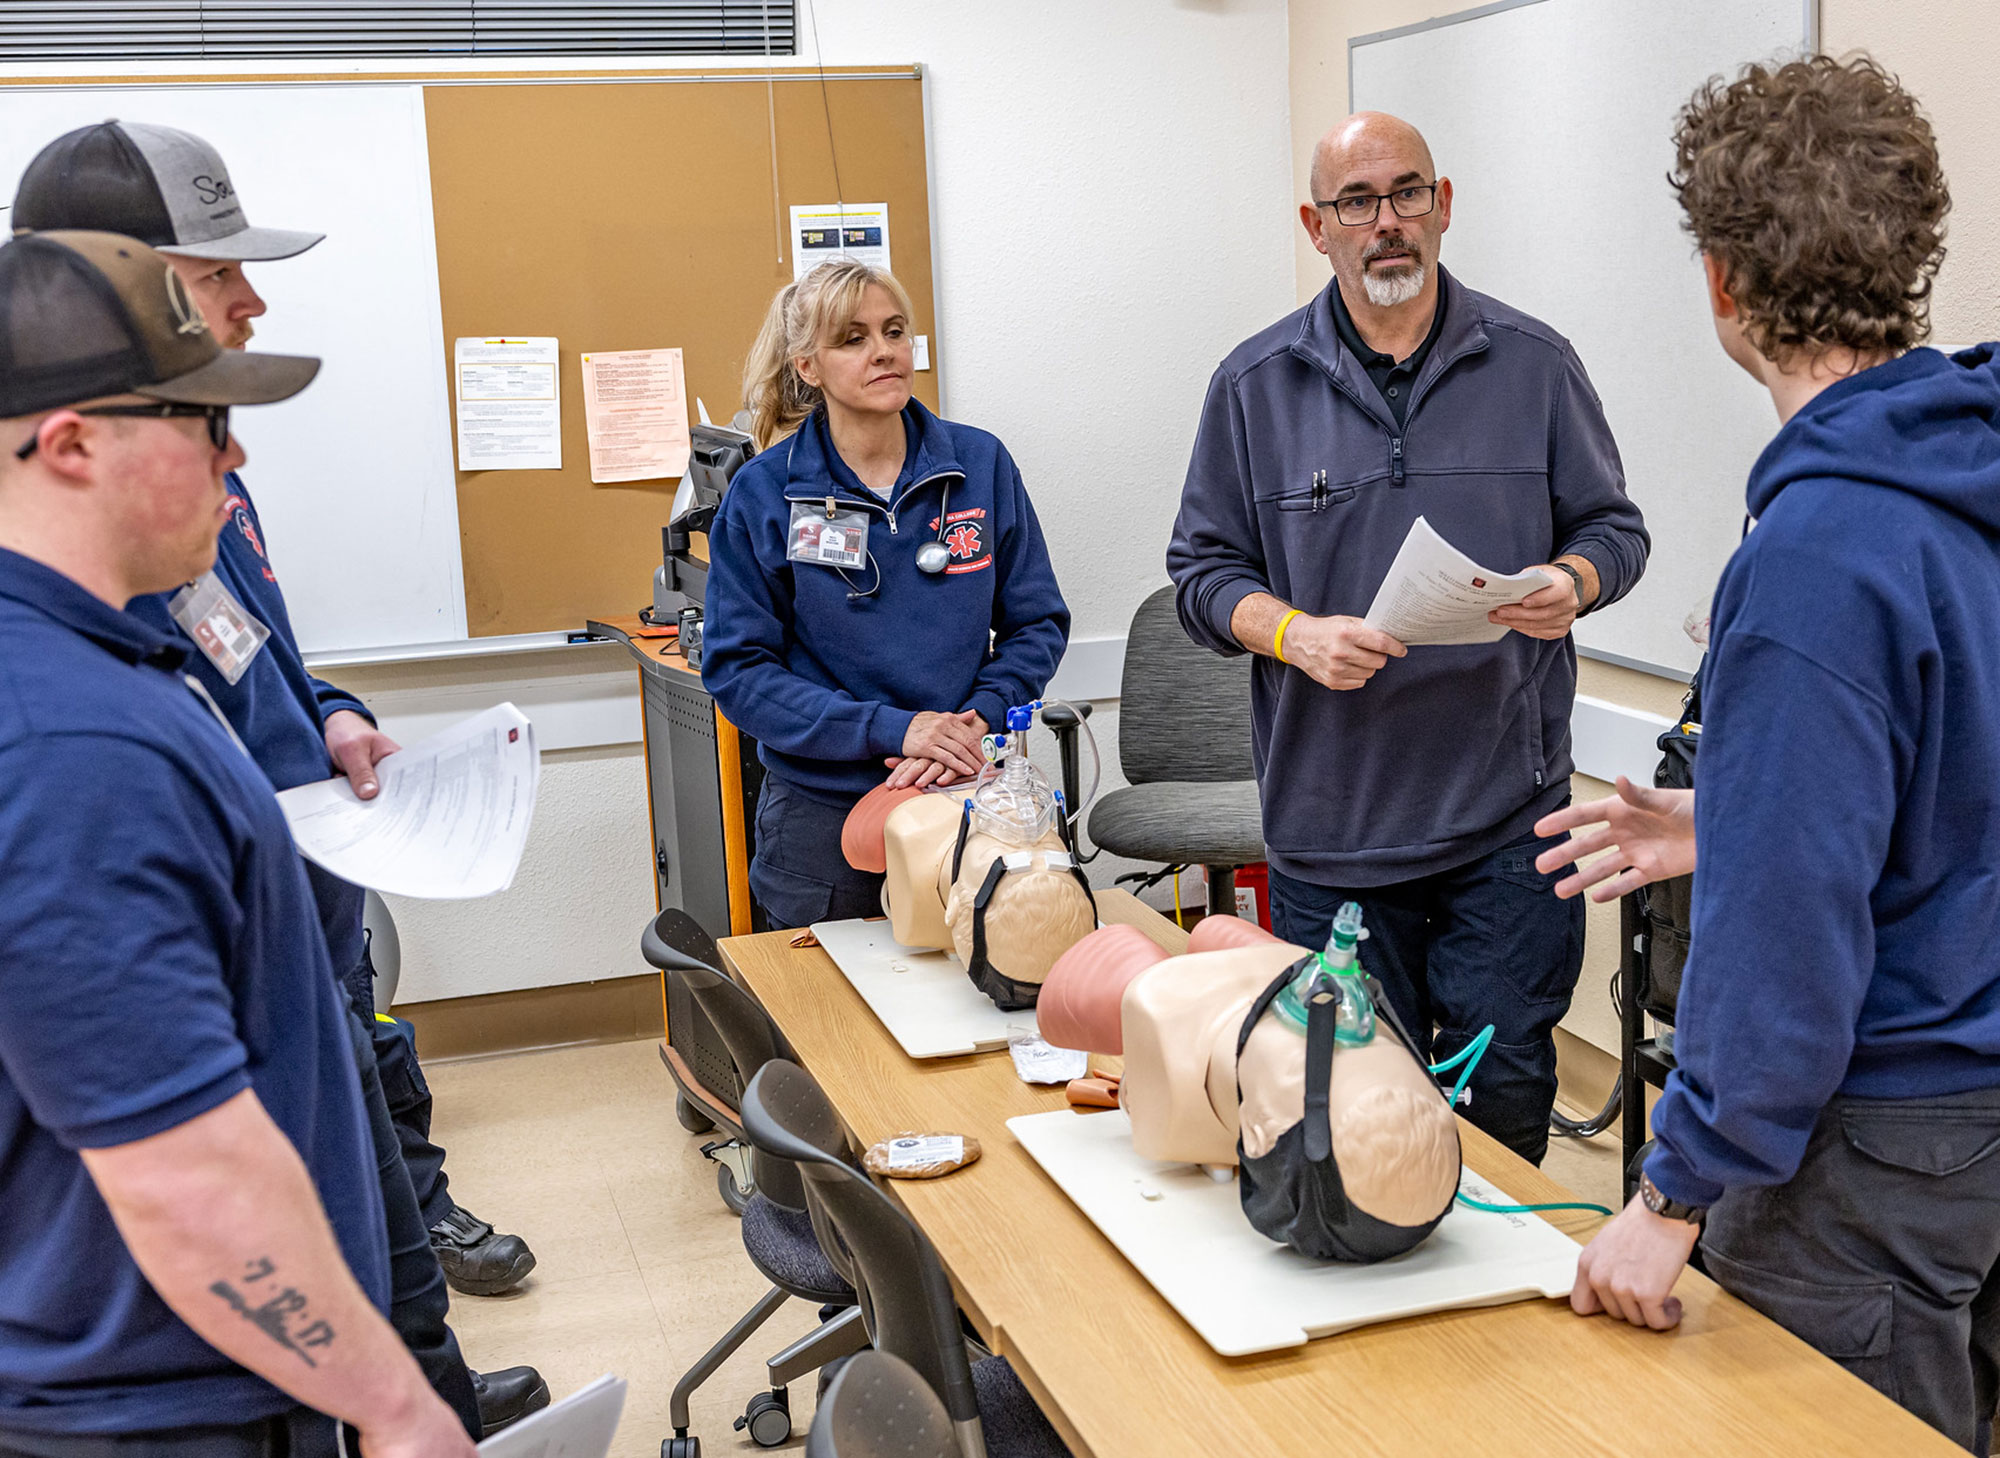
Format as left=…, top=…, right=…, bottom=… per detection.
left=1330, top=271, right=1449, bottom=427
left=125, top=474, right=371, bottom=983
left=0, top=548, right=389, bottom=1436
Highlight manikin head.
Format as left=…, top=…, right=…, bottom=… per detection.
left=942, top=826, right=1096, bottom=1003
left=1670, top=56, right=1948, bottom=412
left=1301, top=112, right=1452, bottom=313
left=850, top=788, right=1096, bottom=1008
left=743, top=260, right=917, bottom=451
left=13, top=121, right=324, bottom=353
left=1039, top=914, right=1460, bottom=1259
left=0, top=232, right=316, bottom=607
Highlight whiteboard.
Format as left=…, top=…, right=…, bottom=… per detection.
left=1352, top=0, right=1815, bottom=675
left=0, top=84, right=465, bottom=654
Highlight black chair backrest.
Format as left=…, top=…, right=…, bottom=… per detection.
left=677, top=961, right=807, bottom=1208
left=808, top=1350, right=955, bottom=1458
left=739, top=1062, right=984, bottom=1444
left=1118, top=584, right=1254, bottom=786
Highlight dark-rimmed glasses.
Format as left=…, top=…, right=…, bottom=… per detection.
left=1313, top=184, right=1439, bottom=228
left=14, top=402, right=231, bottom=460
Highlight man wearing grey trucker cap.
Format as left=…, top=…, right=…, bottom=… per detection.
left=14, top=118, right=545, bottom=1377
left=0, top=230, right=474, bottom=1456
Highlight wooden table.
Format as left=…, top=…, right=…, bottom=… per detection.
left=722, top=893, right=1956, bottom=1457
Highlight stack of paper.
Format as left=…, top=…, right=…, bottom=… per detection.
left=276, top=704, right=540, bottom=900
left=1363, top=516, right=1557, bottom=645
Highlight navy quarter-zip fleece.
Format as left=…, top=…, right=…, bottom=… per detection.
left=1169, top=270, right=1650, bottom=885
left=702, top=401, right=1070, bottom=798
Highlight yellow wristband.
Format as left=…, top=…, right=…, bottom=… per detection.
left=1272, top=609, right=1303, bottom=665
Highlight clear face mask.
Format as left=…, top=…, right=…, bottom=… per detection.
left=1271, top=900, right=1375, bottom=1045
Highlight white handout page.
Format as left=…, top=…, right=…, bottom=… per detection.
left=476, top=1373, right=625, bottom=1456
left=276, top=704, right=540, bottom=899
left=1363, top=516, right=1557, bottom=645
left=454, top=336, right=562, bottom=470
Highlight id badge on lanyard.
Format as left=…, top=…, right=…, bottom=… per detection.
left=168, top=570, right=271, bottom=685
left=786, top=499, right=870, bottom=571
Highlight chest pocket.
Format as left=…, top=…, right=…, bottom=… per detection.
left=1274, top=484, right=1358, bottom=513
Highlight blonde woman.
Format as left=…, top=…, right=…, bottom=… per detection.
left=702, top=261, right=1070, bottom=931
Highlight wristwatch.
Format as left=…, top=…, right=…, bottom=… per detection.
left=1639, top=1172, right=1707, bottom=1226
left=1549, top=560, right=1589, bottom=614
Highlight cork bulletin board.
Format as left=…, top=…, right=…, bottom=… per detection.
left=425, top=68, right=940, bottom=636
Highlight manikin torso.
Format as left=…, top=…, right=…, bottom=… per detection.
left=1038, top=918, right=1461, bottom=1229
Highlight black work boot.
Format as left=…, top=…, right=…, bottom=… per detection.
left=429, top=1204, right=537, bottom=1296
left=473, top=1365, right=551, bottom=1435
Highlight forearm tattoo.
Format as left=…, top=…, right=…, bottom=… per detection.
left=210, top=1257, right=337, bottom=1366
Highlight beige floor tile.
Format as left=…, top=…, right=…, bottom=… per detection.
left=432, top=1039, right=830, bottom=1454
left=639, top=1261, right=828, bottom=1451
left=449, top=1269, right=679, bottom=1458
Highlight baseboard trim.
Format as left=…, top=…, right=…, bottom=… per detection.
left=393, top=972, right=663, bottom=1060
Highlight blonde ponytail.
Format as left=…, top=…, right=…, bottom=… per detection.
left=741, top=259, right=917, bottom=452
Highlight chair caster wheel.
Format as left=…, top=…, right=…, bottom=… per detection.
left=662, top=1436, right=700, bottom=1458
left=716, top=1161, right=752, bottom=1215
left=675, top=1093, right=715, bottom=1134
left=734, top=1389, right=791, bottom=1448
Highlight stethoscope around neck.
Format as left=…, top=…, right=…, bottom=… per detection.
left=841, top=475, right=956, bottom=600
left=914, top=475, right=954, bottom=574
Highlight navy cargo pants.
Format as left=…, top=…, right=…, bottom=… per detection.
left=1268, top=822, right=1586, bottom=1166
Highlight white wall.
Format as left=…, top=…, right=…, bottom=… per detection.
left=802, top=0, right=1298, bottom=639
left=289, top=1, right=1301, bottom=1000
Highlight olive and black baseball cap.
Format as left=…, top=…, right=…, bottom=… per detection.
left=12, top=120, right=323, bottom=262
left=0, top=231, right=319, bottom=418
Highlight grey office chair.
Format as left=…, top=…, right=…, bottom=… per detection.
left=740, top=1061, right=1071, bottom=1458
left=657, top=953, right=868, bottom=1457
left=808, top=1351, right=955, bottom=1458
left=1086, top=584, right=1263, bottom=916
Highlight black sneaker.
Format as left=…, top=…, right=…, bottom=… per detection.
left=472, top=1364, right=551, bottom=1436
left=429, top=1204, right=537, bottom=1296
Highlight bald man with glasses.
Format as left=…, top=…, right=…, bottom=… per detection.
left=1168, top=111, right=1650, bottom=1164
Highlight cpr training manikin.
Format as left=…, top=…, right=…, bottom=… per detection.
left=1038, top=907, right=1464, bottom=1263
left=841, top=704, right=1098, bottom=1011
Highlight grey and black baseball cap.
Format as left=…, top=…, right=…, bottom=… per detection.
left=0, top=231, right=319, bottom=418
left=12, top=121, right=323, bottom=262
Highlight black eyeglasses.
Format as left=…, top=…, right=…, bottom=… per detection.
left=14, top=402, right=232, bottom=460
left=1313, top=184, right=1439, bottom=228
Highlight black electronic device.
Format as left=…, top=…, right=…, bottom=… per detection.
left=654, top=420, right=755, bottom=667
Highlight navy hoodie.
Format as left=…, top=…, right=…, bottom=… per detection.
left=1169, top=271, right=1650, bottom=885
left=702, top=401, right=1070, bottom=798
left=124, top=474, right=373, bottom=981
left=1648, top=346, right=2000, bottom=1208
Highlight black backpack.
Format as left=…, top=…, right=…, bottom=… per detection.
left=1633, top=659, right=1703, bottom=1022
left=1233, top=957, right=1459, bottom=1263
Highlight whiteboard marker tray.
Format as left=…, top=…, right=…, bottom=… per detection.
left=810, top=918, right=1031, bottom=1060
left=1009, top=1107, right=1581, bottom=1356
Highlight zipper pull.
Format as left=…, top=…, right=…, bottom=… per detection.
left=888, top=512, right=898, bottom=534
left=1390, top=438, right=1405, bottom=488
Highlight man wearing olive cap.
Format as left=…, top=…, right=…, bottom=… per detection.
left=0, top=230, right=472, bottom=1455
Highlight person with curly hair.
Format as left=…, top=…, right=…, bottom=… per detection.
left=1560, top=55, right=2000, bottom=1452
